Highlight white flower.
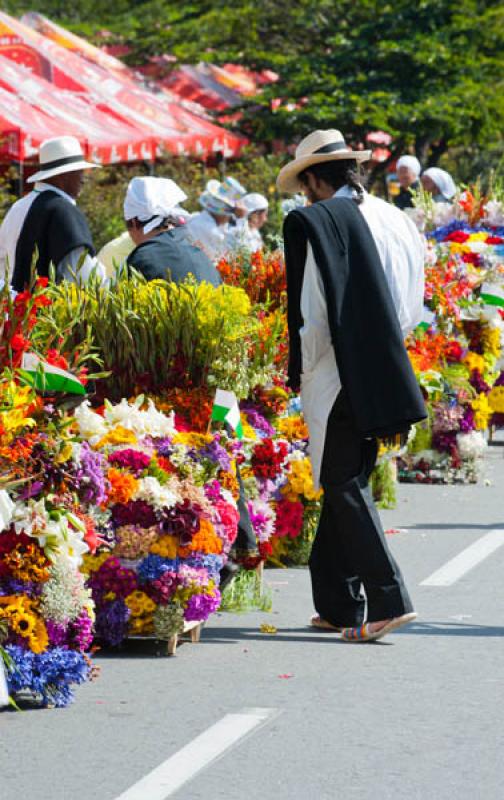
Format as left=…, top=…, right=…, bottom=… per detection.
left=41, top=561, right=93, bottom=624
left=134, top=476, right=179, bottom=510
left=0, top=490, right=14, bottom=532
left=74, top=400, right=107, bottom=443
left=456, top=431, right=487, bottom=460
left=103, top=397, right=175, bottom=438
left=11, top=499, right=89, bottom=568
left=483, top=200, right=504, bottom=227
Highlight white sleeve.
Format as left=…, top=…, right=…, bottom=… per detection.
left=56, top=247, right=107, bottom=285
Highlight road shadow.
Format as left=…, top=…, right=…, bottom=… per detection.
left=407, top=523, right=503, bottom=531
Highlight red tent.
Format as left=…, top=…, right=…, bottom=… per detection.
left=0, top=86, right=84, bottom=162
left=10, top=12, right=246, bottom=159
left=0, top=56, right=155, bottom=164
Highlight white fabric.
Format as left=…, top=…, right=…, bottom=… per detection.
left=57, top=246, right=106, bottom=285
left=396, top=155, right=421, bottom=178
left=227, top=220, right=263, bottom=253
left=242, top=193, right=269, bottom=215
left=98, top=231, right=134, bottom=277
left=423, top=167, right=457, bottom=200
left=124, top=177, right=187, bottom=233
left=300, top=186, right=425, bottom=487
left=185, top=210, right=230, bottom=261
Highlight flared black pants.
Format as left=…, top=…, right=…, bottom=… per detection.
left=309, top=392, right=414, bottom=626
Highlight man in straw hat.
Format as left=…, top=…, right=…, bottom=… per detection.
left=278, top=129, right=426, bottom=642
left=0, top=135, right=105, bottom=291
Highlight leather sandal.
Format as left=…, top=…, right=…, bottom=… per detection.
left=341, top=612, right=417, bottom=643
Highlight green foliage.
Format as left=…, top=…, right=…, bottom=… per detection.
left=219, top=567, right=272, bottom=613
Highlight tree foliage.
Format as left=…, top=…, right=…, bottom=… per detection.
left=4, top=1, right=504, bottom=167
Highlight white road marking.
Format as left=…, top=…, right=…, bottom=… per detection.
left=114, top=707, right=277, bottom=800
left=421, top=529, right=504, bottom=586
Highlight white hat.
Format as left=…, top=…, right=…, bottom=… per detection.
left=124, top=176, right=188, bottom=233
left=396, top=155, right=422, bottom=178
left=242, top=193, right=269, bottom=215
left=27, top=136, right=99, bottom=183
left=422, top=167, right=457, bottom=200
left=277, top=129, right=371, bottom=193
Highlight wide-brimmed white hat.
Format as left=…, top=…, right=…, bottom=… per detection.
left=277, top=129, right=371, bottom=194
left=27, top=136, right=99, bottom=183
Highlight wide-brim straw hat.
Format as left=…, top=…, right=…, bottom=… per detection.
left=277, top=129, right=371, bottom=194
left=27, top=135, right=99, bottom=183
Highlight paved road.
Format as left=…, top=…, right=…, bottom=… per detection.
left=2, top=444, right=504, bottom=800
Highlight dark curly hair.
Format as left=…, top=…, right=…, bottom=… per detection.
left=299, top=159, right=365, bottom=204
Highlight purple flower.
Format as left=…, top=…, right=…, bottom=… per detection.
left=75, top=442, right=108, bottom=505
left=159, top=500, right=201, bottom=545
left=241, top=403, right=275, bottom=436
left=69, top=610, right=94, bottom=652
left=184, top=590, right=221, bottom=622
left=94, top=600, right=130, bottom=647
left=46, top=620, right=69, bottom=647
left=199, top=439, right=231, bottom=471
left=16, top=480, right=44, bottom=501
left=469, top=370, right=490, bottom=395
left=147, top=570, right=179, bottom=604
left=460, top=407, right=476, bottom=432
left=204, top=480, right=222, bottom=502
left=137, top=554, right=178, bottom=582
left=5, top=644, right=90, bottom=707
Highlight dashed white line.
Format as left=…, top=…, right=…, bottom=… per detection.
left=114, top=707, right=277, bottom=800
left=421, top=529, right=504, bottom=586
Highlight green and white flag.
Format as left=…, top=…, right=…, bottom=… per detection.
left=20, top=353, right=86, bottom=395
left=416, top=306, right=436, bottom=332
left=211, top=389, right=243, bottom=439
left=480, top=282, right=504, bottom=309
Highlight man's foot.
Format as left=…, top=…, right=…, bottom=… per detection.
left=310, top=614, right=343, bottom=632
left=340, top=612, right=417, bottom=643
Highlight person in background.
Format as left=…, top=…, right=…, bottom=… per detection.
left=227, top=192, right=269, bottom=252
left=394, top=155, right=422, bottom=210
left=421, top=167, right=457, bottom=203
left=0, top=136, right=106, bottom=291
left=97, top=230, right=135, bottom=279
left=278, top=128, right=426, bottom=643
left=185, top=184, right=235, bottom=262
left=124, top=176, right=221, bottom=286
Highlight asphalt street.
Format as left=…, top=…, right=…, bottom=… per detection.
left=2, top=443, right=504, bottom=800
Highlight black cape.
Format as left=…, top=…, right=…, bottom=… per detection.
left=283, top=196, right=427, bottom=438
left=12, top=190, right=95, bottom=292
left=127, top=228, right=221, bottom=286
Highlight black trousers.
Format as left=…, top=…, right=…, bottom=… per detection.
left=309, top=392, right=414, bottom=626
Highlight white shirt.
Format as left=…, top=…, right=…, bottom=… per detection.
left=0, top=182, right=106, bottom=286
left=300, top=186, right=425, bottom=487
left=227, top=219, right=263, bottom=253
left=185, top=210, right=230, bottom=262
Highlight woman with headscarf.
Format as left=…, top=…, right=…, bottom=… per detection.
left=421, top=167, right=457, bottom=203
left=394, top=155, right=422, bottom=210
left=227, top=192, right=269, bottom=253
left=124, top=176, right=220, bottom=286
left=185, top=177, right=247, bottom=262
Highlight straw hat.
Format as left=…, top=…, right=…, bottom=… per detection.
left=276, top=129, right=371, bottom=194
left=27, top=136, right=99, bottom=184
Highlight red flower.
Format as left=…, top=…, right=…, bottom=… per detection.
left=486, top=236, right=504, bottom=245
left=35, top=277, right=49, bottom=288
left=10, top=333, right=29, bottom=351
left=445, top=231, right=470, bottom=243
left=461, top=252, right=481, bottom=267
left=444, top=340, right=463, bottom=362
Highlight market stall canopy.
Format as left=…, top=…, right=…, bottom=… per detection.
left=0, top=55, right=155, bottom=164
left=16, top=12, right=246, bottom=158
left=0, top=85, right=82, bottom=162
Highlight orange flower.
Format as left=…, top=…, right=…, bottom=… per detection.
left=178, top=518, right=223, bottom=557
left=219, top=470, right=239, bottom=498
left=106, top=468, right=139, bottom=504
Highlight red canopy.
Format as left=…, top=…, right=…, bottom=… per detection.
left=12, top=12, right=246, bottom=159
left=0, top=86, right=81, bottom=161
left=0, top=55, right=155, bottom=164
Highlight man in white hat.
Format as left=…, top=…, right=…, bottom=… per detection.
left=421, top=167, right=457, bottom=203
left=278, top=129, right=426, bottom=642
left=394, top=155, right=422, bottom=210
left=227, top=192, right=269, bottom=253
left=123, top=176, right=220, bottom=285
left=0, top=136, right=106, bottom=290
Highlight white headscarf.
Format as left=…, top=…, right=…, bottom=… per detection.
left=124, top=177, right=188, bottom=233
left=242, top=193, right=269, bottom=215
left=396, top=155, right=421, bottom=178
left=423, top=167, right=457, bottom=200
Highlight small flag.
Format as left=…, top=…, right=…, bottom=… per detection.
left=19, top=353, right=86, bottom=396
left=211, top=389, right=243, bottom=439
left=0, top=655, right=9, bottom=708
left=480, top=282, right=504, bottom=309
left=416, top=306, right=436, bottom=332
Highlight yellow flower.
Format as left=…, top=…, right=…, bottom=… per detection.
left=29, top=618, right=49, bottom=654
left=282, top=459, right=322, bottom=502
left=463, top=352, right=485, bottom=374
left=172, top=432, right=212, bottom=447
left=482, top=327, right=502, bottom=358
left=449, top=243, right=471, bottom=254
left=125, top=590, right=156, bottom=617
left=471, top=393, right=491, bottom=430
left=276, top=416, right=309, bottom=441
left=150, top=534, right=178, bottom=559
left=468, top=232, right=488, bottom=242
left=11, top=611, right=37, bottom=638
left=240, top=420, right=257, bottom=441
left=94, top=426, right=137, bottom=449
left=81, top=552, right=111, bottom=575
